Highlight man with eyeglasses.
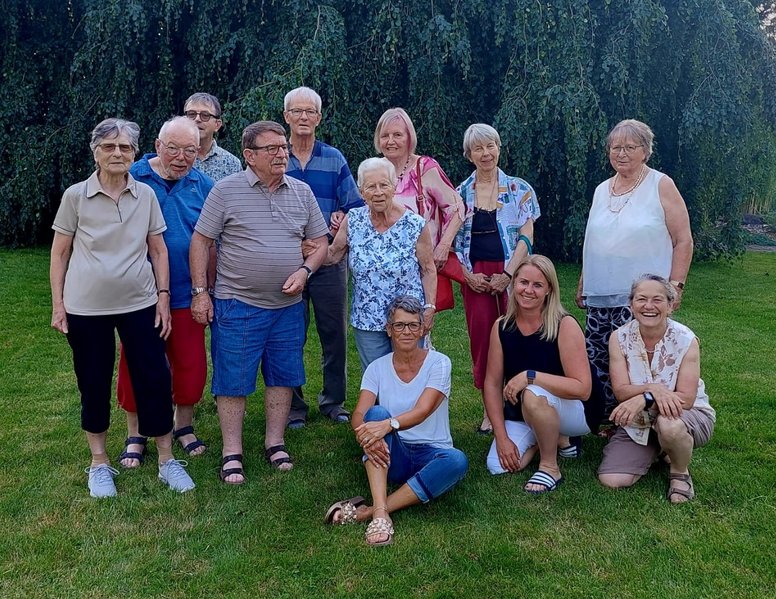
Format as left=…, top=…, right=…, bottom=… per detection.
left=184, top=92, right=242, bottom=182
left=115, top=116, right=215, bottom=466
left=282, top=86, right=364, bottom=430
left=190, top=121, right=329, bottom=483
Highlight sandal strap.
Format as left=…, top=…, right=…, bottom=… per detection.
left=264, top=444, right=287, bottom=457
left=173, top=426, right=195, bottom=439
left=125, top=436, right=148, bottom=446
left=222, top=453, right=243, bottom=465
left=366, top=517, right=394, bottom=536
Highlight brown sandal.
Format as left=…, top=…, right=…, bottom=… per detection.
left=667, top=472, right=695, bottom=503
left=325, top=496, right=366, bottom=525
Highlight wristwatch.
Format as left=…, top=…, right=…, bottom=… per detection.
left=299, top=265, right=313, bottom=280
left=670, top=280, right=685, bottom=291
left=191, top=286, right=207, bottom=297
left=643, top=391, right=655, bottom=410
left=389, top=418, right=400, bottom=431
left=423, top=303, right=436, bottom=311
left=527, top=370, right=536, bottom=385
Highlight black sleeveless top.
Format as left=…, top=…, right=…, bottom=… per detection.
left=498, top=315, right=604, bottom=431
left=499, top=319, right=564, bottom=422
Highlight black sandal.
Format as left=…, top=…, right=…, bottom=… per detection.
left=264, top=444, right=293, bottom=470
left=118, top=436, right=148, bottom=469
left=219, top=453, right=245, bottom=485
left=173, top=425, right=207, bottom=455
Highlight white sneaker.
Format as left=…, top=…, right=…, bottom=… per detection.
left=85, top=464, right=119, bottom=498
left=158, top=459, right=195, bottom=493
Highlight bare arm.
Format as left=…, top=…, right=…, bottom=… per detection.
left=190, top=231, right=215, bottom=325
left=489, top=219, right=534, bottom=295
left=415, top=224, right=438, bottom=331
left=575, top=272, right=586, bottom=309
left=482, top=320, right=521, bottom=473
left=325, top=215, right=349, bottom=265
left=147, top=233, right=172, bottom=340
left=282, top=233, right=329, bottom=296
left=421, top=166, right=465, bottom=266
left=659, top=175, right=693, bottom=309
left=50, top=232, right=74, bottom=334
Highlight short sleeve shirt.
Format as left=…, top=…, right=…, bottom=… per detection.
left=361, top=350, right=453, bottom=448
left=52, top=171, right=166, bottom=315
left=193, top=139, right=242, bottom=182
left=195, top=168, right=328, bottom=309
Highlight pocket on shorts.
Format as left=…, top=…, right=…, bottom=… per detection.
left=215, top=297, right=240, bottom=322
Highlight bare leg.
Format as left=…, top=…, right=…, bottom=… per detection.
left=265, top=386, right=293, bottom=471
left=173, top=404, right=206, bottom=456
left=522, top=390, right=562, bottom=491
left=86, top=431, right=110, bottom=467
left=361, top=461, right=421, bottom=545
left=656, top=416, right=694, bottom=503
left=154, top=432, right=174, bottom=464
left=218, top=395, right=246, bottom=483
left=479, top=390, right=492, bottom=432
left=120, top=411, right=144, bottom=468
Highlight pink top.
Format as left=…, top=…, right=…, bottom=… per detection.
left=393, top=156, right=465, bottom=245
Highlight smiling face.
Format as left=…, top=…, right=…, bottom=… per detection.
left=469, top=137, right=500, bottom=174
left=608, top=133, right=647, bottom=179
left=631, top=279, right=672, bottom=328
left=360, top=168, right=396, bottom=214
left=93, top=132, right=135, bottom=177
left=378, top=118, right=410, bottom=161
left=386, top=308, right=423, bottom=349
left=513, top=264, right=551, bottom=311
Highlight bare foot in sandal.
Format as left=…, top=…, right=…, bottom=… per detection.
left=667, top=471, right=694, bottom=504
left=365, top=506, right=394, bottom=546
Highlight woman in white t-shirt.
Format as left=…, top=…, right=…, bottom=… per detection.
left=324, top=296, right=468, bottom=546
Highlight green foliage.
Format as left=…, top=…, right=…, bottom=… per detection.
left=2, top=0, right=776, bottom=259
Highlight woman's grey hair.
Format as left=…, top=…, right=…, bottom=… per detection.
left=629, top=274, right=676, bottom=304
left=284, top=86, right=322, bottom=112
left=357, top=157, right=397, bottom=188
left=462, top=123, right=501, bottom=159
left=90, top=118, right=140, bottom=153
left=386, top=295, right=423, bottom=321
left=607, top=119, right=654, bottom=161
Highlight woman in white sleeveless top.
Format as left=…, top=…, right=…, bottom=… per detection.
left=576, top=120, right=694, bottom=415
left=597, top=275, right=715, bottom=503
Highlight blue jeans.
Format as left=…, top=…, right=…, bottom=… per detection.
left=363, top=405, right=468, bottom=503
left=353, top=328, right=392, bottom=372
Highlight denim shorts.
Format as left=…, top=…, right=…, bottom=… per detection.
left=211, top=298, right=305, bottom=396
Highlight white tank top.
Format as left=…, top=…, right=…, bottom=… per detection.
left=582, top=168, right=673, bottom=307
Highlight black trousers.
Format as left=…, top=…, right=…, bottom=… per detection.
left=66, top=305, right=173, bottom=437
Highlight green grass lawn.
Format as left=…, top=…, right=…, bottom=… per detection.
left=1, top=249, right=774, bottom=598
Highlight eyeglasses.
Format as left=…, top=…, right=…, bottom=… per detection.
left=184, top=110, right=219, bottom=122
left=389, top=321, right=422, bottom=333
left=286, top=108, right=319, bottom=118
left=248, top=144, right=290, bottom=156
left=159, top=141, right=198, bottom=158
left=98, top=143, right=134, bottom=154
left=363, top=181, right=394, bottom=194
left=609, top=144, right=644, bottom=155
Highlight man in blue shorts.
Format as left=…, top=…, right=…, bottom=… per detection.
left=189, top=121, right=329, bottom=484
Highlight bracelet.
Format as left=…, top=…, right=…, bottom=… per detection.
left=157, top=289, right=170, bottom=295
left=502, top=271, right=513, bottom=280
left=423, top=303, right=436, bottom=311
left=517, top=234, right=533, bottom=255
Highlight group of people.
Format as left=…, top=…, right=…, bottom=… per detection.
left=50, top=86, right=715, bottom=547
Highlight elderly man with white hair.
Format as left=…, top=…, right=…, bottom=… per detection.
left=283, top=86, right=363, bottom=429
left=116, top=116, right=215, bottom=468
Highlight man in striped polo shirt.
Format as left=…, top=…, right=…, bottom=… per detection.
left=189, top=121, right=329, bottom=484
left=283, top=86, right=364, bottom=429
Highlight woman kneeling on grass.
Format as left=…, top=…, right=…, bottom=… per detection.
left=325, top=295, right=468, bottom=546
left=483, top=255, right=599, bottom=493
left=598, top=275, right=715, bottom=503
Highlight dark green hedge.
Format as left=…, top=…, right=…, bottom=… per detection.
left=2, top=0, right=775, bottom=259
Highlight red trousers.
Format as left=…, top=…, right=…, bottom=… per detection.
left=117, top=308, right=206, bottom=411
left=461, top=260, right=508, bottom=389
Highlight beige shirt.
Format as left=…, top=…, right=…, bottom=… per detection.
left=52, top=171, right=167, bottom=315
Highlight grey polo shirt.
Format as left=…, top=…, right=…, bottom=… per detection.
left=195, top=167, right=328, bottom=309
left=52, top=172, right=167, bottom=315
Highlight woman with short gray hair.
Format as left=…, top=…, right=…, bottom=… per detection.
left=327, top=157, right=437, bottom=370
left=455, top=123, right=541, bottom=434
left=325, top=295, right=468, bottom=546
left=50, top=118, right=195, bottom=498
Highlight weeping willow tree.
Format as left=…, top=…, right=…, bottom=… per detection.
left=1, top=0, right=775, bottom=259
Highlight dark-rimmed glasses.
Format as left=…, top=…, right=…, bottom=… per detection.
left=389, top=321, right=422, bottom=333
left=185, top=110, right=219, bottom=122
left=247, top=144, right=290, bottom=156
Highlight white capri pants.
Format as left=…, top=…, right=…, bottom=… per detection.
left=487, top=385, right=590, bottom=475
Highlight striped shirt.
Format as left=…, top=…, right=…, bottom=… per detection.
left=287, top=140, right=363, bottom=227
left=195, top=167, right=328, bottom=308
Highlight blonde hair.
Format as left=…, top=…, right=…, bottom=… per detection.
left=501, top=255, right=569, bottom=342
left=373, top=108, right=417, bottom=155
